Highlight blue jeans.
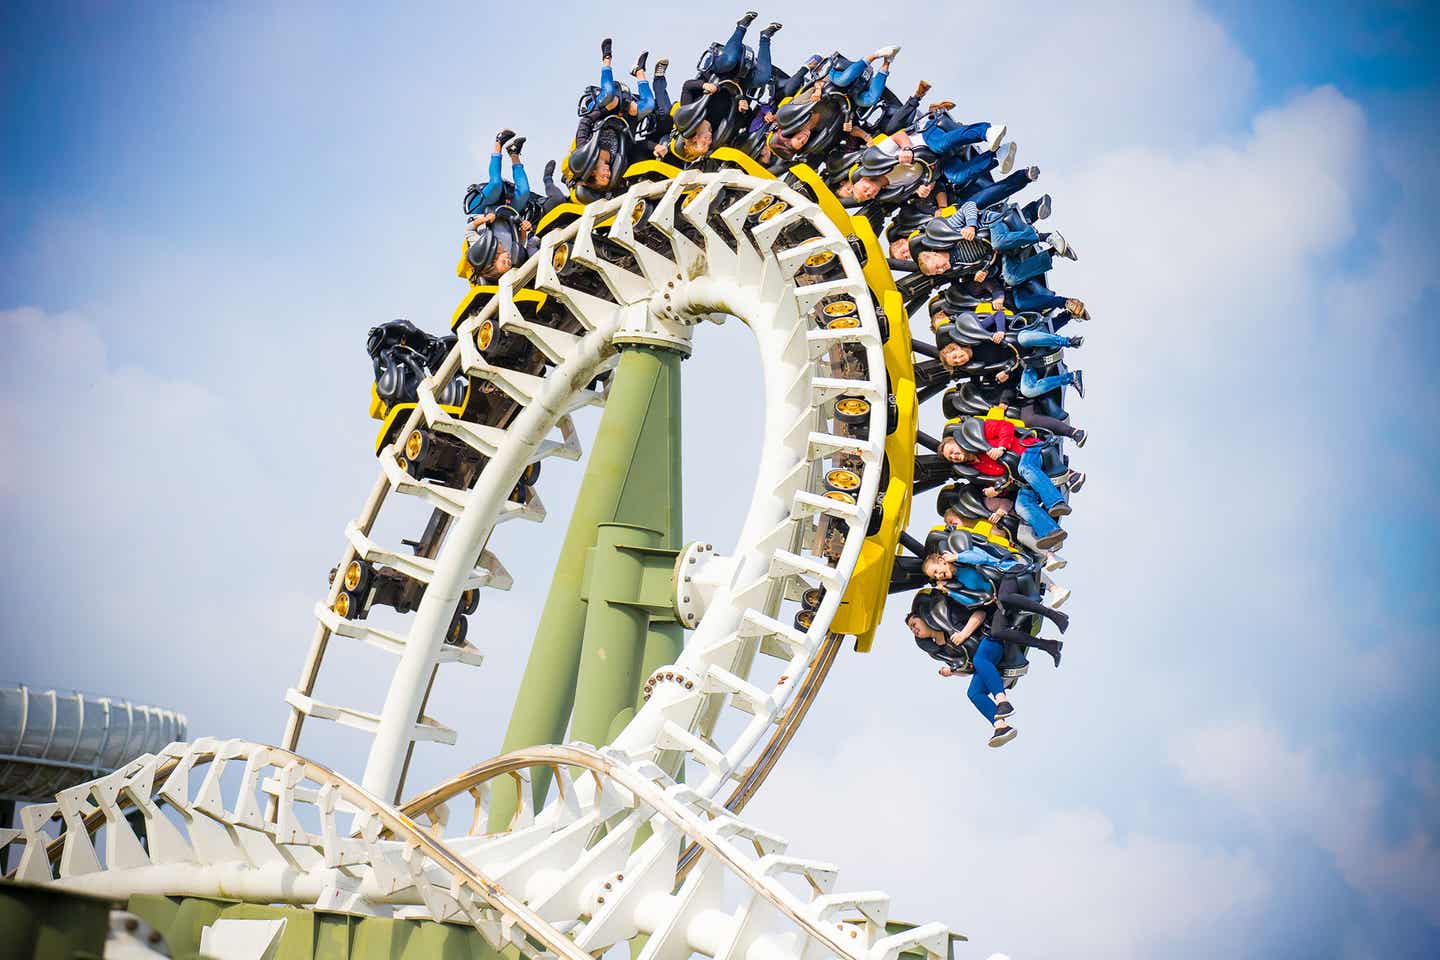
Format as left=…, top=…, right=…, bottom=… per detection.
left=1015, top=488, right=1061, bottom=539
left=958, top=169, right=1030, bottom=210
left=1009, top=279, right=1068, bottom=313
left=941, top=150, right=996, bottom=189
left=635, top=79, right=655, bottom=117
left=477, top=154, right=531, bottom=214
left=830, top=58, right=888, bottom=109
left=1021, top=366, right=1076, bottom=400
left=1017, top=446, right=1063, bottom=508
left=989, top=218, right=1039, bottom=253
left=967, top=638, right=1005, bottom=723
left=599, top=65, right=617, bottom=106
left=1004, top=249, right=1053, bottom=286
left=1016, top=329, right=1069, bottom=350
left=920, top=119, right=988, bottom=156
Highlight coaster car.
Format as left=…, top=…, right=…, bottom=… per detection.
left=566, top=116, right=637, bottom=202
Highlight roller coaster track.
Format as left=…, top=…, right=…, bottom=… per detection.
left=281, top=167, right=902, bottom=809
left=4, top=168, right=948, bottom=957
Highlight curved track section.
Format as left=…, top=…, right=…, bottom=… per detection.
left=282, top=169, right=896, bottom=805
left=3, top=170, right=937, bottom=959
left=4, top=739, right=948, bottom=960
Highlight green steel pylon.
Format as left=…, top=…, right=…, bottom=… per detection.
left=490, top=344, right=685, bottom=829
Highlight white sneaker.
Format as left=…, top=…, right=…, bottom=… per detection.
left=995, top=141, right=1017, bottom=175
left=1044, top=585, right=1071, bottom=609
left=1048, top=231, right=1069, bottom=257
left=1044, top=552, right=1067, bottom=572
left=871, top=44, right=901, bottom=61
left=984, top=123, right=1007, bottom=152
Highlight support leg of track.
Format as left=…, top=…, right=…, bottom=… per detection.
left=491, top=344, right=684, bottom=829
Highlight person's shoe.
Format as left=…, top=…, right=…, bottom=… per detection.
left=914, top=79, right=932, bottom=98
left=1067, top=335, right=1084, bottom=349
left=995, top=141, right=1017, bottom=175
left=1024, top=165, right=1041, bottom=184
left=1071, top=369, right=1085, bottom=398
left=630, top=51, right=648, bottom=76
left=496, top=128, right=516, bottom=148
left=761, top=22, right=783, bottom=38
left=600, top=37, right=612, bottom=60
left=1067, top=471, right=1087, bottom=494
left=994, top=700, right=1015, bottom=719
left=871, top=44, right=901, bottom=61
left=1043, top=551, right=1067, bottom=571
left=1066, top=297, right=1089, bottom=320
left=738, top=11, right=758, bottom=27
left=1033, top=193, right=1052, bottom=219
left=1047, top=231, right=1069, bottom=257
left=927, top=99, right=956, bottom=114
left=654, top=57, right=669, bottom=77
left=1071, top=427, right=1087, bottom=447
left=1045, top=584, right=1071, bottom=608
left=984, top=123, right=1007, bottom=152
left=506, top=136, right=526, bottom=157
left=1035, top=529, right=1067, bottom=551
left=1051, top=645, right=1063, bottom=668
left=988, top=724, right=1018, bottom=748
left=1048, top=500, right=1072, bottom=519
left=543, top=159, right=557, bottom=184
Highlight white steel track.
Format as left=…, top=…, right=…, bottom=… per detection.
left=4, top=170, right=945, bottom=959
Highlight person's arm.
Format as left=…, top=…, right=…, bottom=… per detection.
left=940, top=201, right=980, bottom=235
left=949, top=609, right=986, bottom=646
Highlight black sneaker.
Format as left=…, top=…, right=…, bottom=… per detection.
left=1067, top=471, right=1086, bottom=494
left=630, top=51, right=649, bottom=77
left=506, top=136, right=526, bottom=157
left=738, top=11, right=758, bottom=27
left=543, top=159, right=557, bottom=182
left=496, top=128, right=516, bottom=148
left=988, top=725, right=1018, bottom=748
left=1071, top=369, right=1085, bottom=398
left=761, top=21, right=783, bottom=38
left=1048, top=500, right=1072, bottom=519
left=1068, top=335, right=1083, bottom=348
left=994, top=700, right=1014, bottom=719
left=1071, top=428, right=1087, bottom=447
left=601, top=37, right=613, bottom=60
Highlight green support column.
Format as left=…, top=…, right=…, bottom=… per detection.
left=490, top=344, right=684, bottom=830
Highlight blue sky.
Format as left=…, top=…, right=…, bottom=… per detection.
left=2, top=2, right=1437, bottom=957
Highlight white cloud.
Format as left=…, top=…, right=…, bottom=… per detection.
left=748, top=722, right=1268, bottom=959
left=1171, top=721, right=1440, bottom=924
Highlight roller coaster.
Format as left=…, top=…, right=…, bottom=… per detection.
left=3, top=25, right=1087, bottom=960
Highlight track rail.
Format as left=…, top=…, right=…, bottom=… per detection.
left=280, top=169, right=896, bottom=807
left=5, top=739, right=949, bottom=960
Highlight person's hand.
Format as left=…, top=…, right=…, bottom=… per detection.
left=519, top=219, right=532, bottom=233
left=991, top=330, right=1005, bottom=343
left=653, top=143, right=669, bottom=158
left=842, top=120, right=853, bottom=133
left=960, top=225, right=977, bottom=241
left=739, top=99, right=750, bottom=112
left=988, top=509, right=1006, bottom=524
left=987, top=446, right=1005, bottom=460
left=983, top=485, right=1001, bottom=497
left=939, top=665, right=954, bottom=677
left=764, top=111, right=776, bottom=123
left=974, top=269, right=988, bottom=283
left=991, top=295, right=1006, bottom=310
left=996, top=370, right=1009, bottom=383
left=942, top=551, right=958, bottom=562
left=702, top=82, right=718, bottom=94
left=948, top=632, right=965, bottom=646
left=898, top=148, right=914, bottom=164
left=917, top=182, right=933, bottom=198
left=810, top=86, right=823, bottom=102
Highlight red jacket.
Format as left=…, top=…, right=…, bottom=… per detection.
left=982, top=419, right=1039, bottom=456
